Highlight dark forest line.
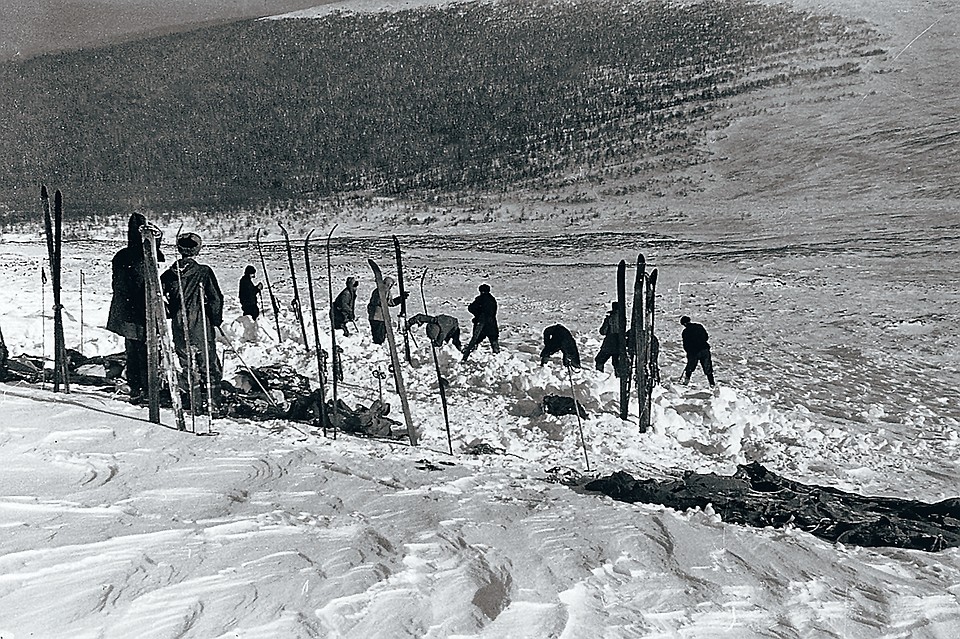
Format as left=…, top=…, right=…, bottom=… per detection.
left=0, top=0, right=876, bottom=221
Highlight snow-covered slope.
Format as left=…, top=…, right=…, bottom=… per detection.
left=1, top=205, right=959, bottom=636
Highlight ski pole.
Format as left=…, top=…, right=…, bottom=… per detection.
left=79, top=270, right=84, bottom=356
left=200, top=288, right=215, bottom=434
left=567, top=364, right=591, bottom=472
left=174, top=225, right=197, bottom=433
left=41, top=266, right=47, bottom=389
left=216, top=326, right=279, bottom=408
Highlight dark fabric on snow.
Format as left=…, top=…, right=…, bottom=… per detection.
left=542, top=394, right=587, bottom=418
left=585, top=462, right=960, bottom=552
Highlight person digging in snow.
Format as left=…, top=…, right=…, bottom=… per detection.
left=540, top=324, right=581, bottom=368
left=679, top=315, right=715, bottom=386
left=106, top=212, right=164, bottom=404
left=406, top=313, right=462, bottom=350
left=461, top=283, right=499, bottom=361
left=160, top=232, right=225, bottom=412
left=333, top=276, right=359, bottom=336
left=595, top=301, right=624, bottom=374
left=366, top=276, right=407, bottom=345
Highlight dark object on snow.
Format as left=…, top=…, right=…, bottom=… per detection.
left=540, top=324, right=581, bottom=368
left=585, top=462, right=960, bottom=552
left=463, top=440, right=505, bottom=455
left=542, top=394, right=587, bottom=418
left=327, top=398, right=404, bottom=438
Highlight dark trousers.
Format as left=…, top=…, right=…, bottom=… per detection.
left=124, top=338, right=148, bottom=394
left=370, top=320, right=387, bottom=345
left=462, top=321, right=499, bottom=358
left=684, top=347, right=715, bottom=385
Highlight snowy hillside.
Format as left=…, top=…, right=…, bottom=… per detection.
left=2, top=201, right=959, bottom=636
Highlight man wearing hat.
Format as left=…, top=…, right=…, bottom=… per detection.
left=461, top=283, right=500, bottom=361
left=160, top=232, right=225, bottom=412
left=679, top=315, right=715, bottom=386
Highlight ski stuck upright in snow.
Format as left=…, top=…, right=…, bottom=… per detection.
left=256, top=228, right=282, bottom=341
left=141, top=224, right=186, bottom=432
left=369, top=258, right=418, bottom=445
left=420, top=269, right=452, bottom=455
left=303, top=229, right=329, bottom=436
left=40, top=185, right=69, bottom=392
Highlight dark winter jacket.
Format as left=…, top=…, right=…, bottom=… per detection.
left=333, top=277, right=359, bottom=327
left=468, top=291, right=498, bottom=326
left=681, top=322, right=710, bottom=354
left=540, top=324, right=581, bottom=368
left=238, top=274, right=261, bottom=317
left=160, top=258, right=224, bottom=351
left=106, top=213, right=164, bottom=340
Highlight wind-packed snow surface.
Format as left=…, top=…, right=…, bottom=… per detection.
left=1, top=204, right=959, bottom=637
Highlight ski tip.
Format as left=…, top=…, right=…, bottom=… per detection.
left=54, top=190, right=62, bottom=207
left=40, top=184, right=48, bottom=199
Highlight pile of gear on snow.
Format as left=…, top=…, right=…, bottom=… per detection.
left=585, top=462, right=960, bottom=552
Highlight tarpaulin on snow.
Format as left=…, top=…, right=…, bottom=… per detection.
left=585, top=462, right=960, bottom=551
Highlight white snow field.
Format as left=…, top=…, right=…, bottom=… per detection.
left=1, top=200, right=958, bottom=638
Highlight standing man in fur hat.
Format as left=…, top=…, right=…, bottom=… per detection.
left=679, top=315, right=715, bottom=387
left=160, top=232, right=225, bottom=412
left=106, top=212, right=164, bottom=404
left=461, top=283, right=500, bottom=361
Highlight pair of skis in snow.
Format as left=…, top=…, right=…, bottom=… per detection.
left=40, top=186, right=69, bottom=392
left=616, top=254, right=659, bottom=432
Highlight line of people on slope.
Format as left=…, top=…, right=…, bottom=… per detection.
left=106, top=213, right=716, bottom=413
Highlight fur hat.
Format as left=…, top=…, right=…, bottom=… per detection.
left=177, top=232, right=202, bottom=257
left=478, top=284, right=491, bottom=293
left=680, top=315, right=691, bottom=325
left=244, top=265, right=256, bottom=276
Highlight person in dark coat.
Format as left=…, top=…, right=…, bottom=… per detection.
left=160, top=233, right=225, bottom=411
left=366, top=276, right=406, bottom=345
left=540, top=324, right=581, bottom=368
left=461, top=283, right=499, bottom=361
left=238, top=265, right=262, bottom=320
left=106, top=212, right=163, bottom=403
left=679, top=315, right=715, bottom=386
left=407, top=313, right=462, bottom=350
left=333, top=276, right=359, bottom=336
left=595, top=302, right=624, bottom=373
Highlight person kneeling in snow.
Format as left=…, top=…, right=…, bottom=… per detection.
left=540, top=324, right=581, bottom=368
left=406, top=313, right=462, bottom=350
